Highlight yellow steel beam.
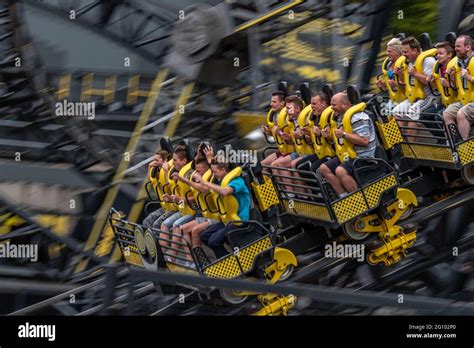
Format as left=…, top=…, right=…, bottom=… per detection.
left=108, top=83, right=195, bottom=264
left=75, top=69, right=168, bottom=273
left=80, top=73, right=117, bottom=104
left=234, top=0, right=304, bottom=33
left=164, top=82, right=195, bottom=137
left=56, top=75, right=71, bottom=100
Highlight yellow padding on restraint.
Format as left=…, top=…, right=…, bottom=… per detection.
left=220, top=167, right=243, bottom=223
left=395, top=48, right=437, bottom=103
left=273, top=108, right=296, bottom=154
left=447, top=56, right=474, bottom=105
left=381, top=57, right=405, bottom=103
left=156, top=160, right=177, bottom=212
left=290, top=104, right=313, bottom=156
left=198, top=169, right=221, bottom=222
left=309, top=106, right=336, bottom=159
left=175, top=162, right=196, bottom=216
left=331, top=102, right=366, bottom=162
left=432, top=59, right=457, bottom=106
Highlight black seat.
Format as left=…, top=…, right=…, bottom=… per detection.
left=395, top=32, right=406, bottom=40
left=353, top=146, right=390, bottom=186
left=322, top=84, right=335, bottom=99
left=182, top=139, right=195, bottom=161
left=160, top=137, right=173, bottom=154
left=445, top=32, right=457, bottom=46
left=278, top=81, right=289, bottom=96
left=419, top=32, right=433, bottom=50
left=347, top=85, right=361, bottom=104
left=299, top=82, right=312, bottom=106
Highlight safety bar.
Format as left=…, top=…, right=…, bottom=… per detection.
left=262, top=164, right=332, bottom=205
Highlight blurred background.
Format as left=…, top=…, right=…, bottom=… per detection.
left=0, top=0, right=473, bottom=314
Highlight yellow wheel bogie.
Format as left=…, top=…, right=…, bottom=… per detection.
left=265, top=247, right=297, bottom=283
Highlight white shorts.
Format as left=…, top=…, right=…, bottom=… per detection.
left=392, top=97, right=438, bottom=121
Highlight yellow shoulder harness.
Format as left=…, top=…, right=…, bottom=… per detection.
left=197, top=169, right=221, bottom=222
left=382, top=57, right=405, bottom=102
left=290, top=105, right=313, bottom=156
left=272, top=108, right=296, bottom=155
left=331, top=102, right=367, bottom=162
left=158, top=160, right=177, bottom=212
left=449, top=56, right=474, bottom=105
left=220, top=167, right=243, bottom=223
left=395, top=48, right=436, bottom=103
left=309, top=106, right=336, bottom=159
left=432, top=60, right=458, bottom=106
left=174, top=162, right=196, bottom=216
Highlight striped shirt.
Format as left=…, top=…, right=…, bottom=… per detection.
left=338, top=112, right=377, bottom=158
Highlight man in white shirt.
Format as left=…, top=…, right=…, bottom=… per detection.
left=393, top=37, right=439, bottom=142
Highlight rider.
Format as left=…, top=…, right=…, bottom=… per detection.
left=320, top=93, right=377, bottom=197
left=443, top=35, right=474, bottom=140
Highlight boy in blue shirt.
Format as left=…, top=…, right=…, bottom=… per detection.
left=193, top=159, right=251, bottom=259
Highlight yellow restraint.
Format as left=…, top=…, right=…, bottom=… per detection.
left=395, top=48, right=437, bottom=103
left=432, top=59, right=458, bottom=106
left=381, top=57, right=405, bottom=102
left=331, top=102, right=367, bottom=162
left=447, top=56, right=474, bottom=105
left=148, top=165, right=159, bottom=193
left=309, top=106, right=336, bottom=159
left=272, top=108, right=296, bottom=155
left=196, top=169, right=221, bottom=222
left=290, top=105, right=313, bottom=156
left=266, top=108, right=276, bottom=128
left=173, top=162, right=196, bottom=216
left=155, top=160, right=177, bottom=212
left=219, top=167, right=243, bottom=223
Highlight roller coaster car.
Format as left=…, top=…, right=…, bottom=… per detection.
left=263, top=158, right=417, bottom=266
left=380, top=31, right=474, bottom=185
left=108, top=209, right=281, bottom=280
left=109, top=155, right=297, bottom=309
left=260, top=92, right=419, bottom=266
left=374, top=98, right=474, bottom=185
